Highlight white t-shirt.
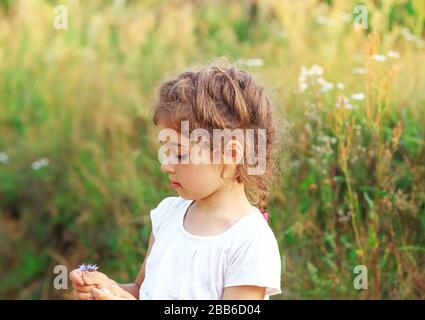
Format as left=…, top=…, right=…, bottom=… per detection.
left=139, top=196, right=282, bottom=300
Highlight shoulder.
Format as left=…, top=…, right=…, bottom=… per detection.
left=231, top=210, right=281, bottom=256
left=224, top=210, right=282, bottom=296
left=225, top=210, right=280, bottom=261
left=236, top=210, right=278, bottom=244
left=149, top=196, right=190, bottom=237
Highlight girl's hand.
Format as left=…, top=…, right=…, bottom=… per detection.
left=69, top=268, right=117, bottom=300
left=90, top=285, right=137, bottom=300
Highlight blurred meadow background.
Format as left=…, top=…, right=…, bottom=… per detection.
left=0, top=0, right=424, bottom=299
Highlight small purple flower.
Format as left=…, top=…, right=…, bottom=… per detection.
left=78, top=263, right=98, bottom=272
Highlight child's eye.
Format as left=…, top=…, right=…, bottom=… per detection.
left=176, top=154, right=188, bottom=160
left=173, top=154, right=189, bottom=162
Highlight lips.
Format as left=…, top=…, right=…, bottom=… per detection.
left=170, top=181, right=181, bottom=189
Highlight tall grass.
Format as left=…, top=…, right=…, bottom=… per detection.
left=0, top=0, right=424, bottom=299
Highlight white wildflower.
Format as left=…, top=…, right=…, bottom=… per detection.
left=371, top=54, right=387, bottom=62
left=387, top=51, right=400, bottom=59
left=31, top=157, right=50, bottom=170
left=401, top=29, right=425, bottom=48
left=336, top=97, right=354, bottom=109
left=304, top=124, right=313, bottom=136
left=317, top=77, right=325, bottom=85
left=238, top=58, right=263, bottom=68
left=349, top=155, right=359, bottom=165
left=0, top=152, right=9, bottom=164
left=351, top=67, right=368, bottom=75
left=310, top=64, right=324, bottom=76
left=336, top=82, right=345, bottom=90
left=402, top=28, right=418, bottom=42
left=298, top=64, right=326, bottom=92
left=351, top=93, right=366, bottom=101
left=299, top=82, right=308, bottom=93
left=320, top=81, right=334, bottom=93
left=312, top=145, right=322, bottom=153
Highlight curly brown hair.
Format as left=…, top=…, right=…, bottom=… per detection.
left=152, top=63, right=284, bottom=214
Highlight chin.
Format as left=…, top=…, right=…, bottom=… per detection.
left=175, top=191, right=200, bottom=201
left=174, top=189, right=187, bottom=198
left=177, top=193, right=193, bottom=200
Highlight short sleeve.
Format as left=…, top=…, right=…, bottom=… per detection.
left=149, top=197, right=178, bottom=238
left=224, top=227, right=282, bottom=297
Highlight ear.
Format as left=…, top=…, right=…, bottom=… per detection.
left=223, top=139, right=244, bottom=165
left=220, top=139, right=244, bottom=179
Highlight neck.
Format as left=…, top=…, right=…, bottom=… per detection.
left=194, top=182, right=253, bottom=218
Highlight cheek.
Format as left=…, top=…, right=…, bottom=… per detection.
left=176, top=165, right=222, bottom=195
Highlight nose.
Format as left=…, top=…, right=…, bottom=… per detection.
left=161, top=163, right=176, bottom=174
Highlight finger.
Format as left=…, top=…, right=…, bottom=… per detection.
left=109, top=285, right=122, bottom=296
left=82, top=271, right=109, bottom=287
left=74, top=285, right=93, bottom=293
left=69, top=269, right=85, bottom=287
left=74, top=290, right=94, bottom=300
left=81, top=272, right=92, bottom=286
left=91, top=287, right=118, bottom=300
left=109, top=285, right=136, bottom=300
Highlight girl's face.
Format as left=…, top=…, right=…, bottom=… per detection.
left=157, top=124, right=224, bottom=200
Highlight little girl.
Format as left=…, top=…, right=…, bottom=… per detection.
left=70, top=64, right=283, bottom=300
